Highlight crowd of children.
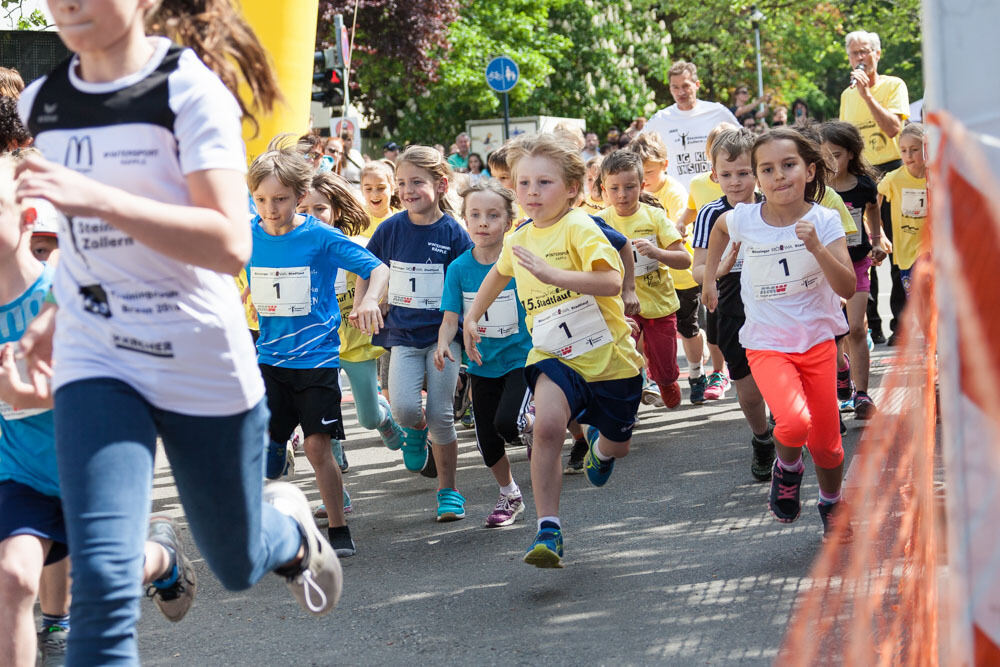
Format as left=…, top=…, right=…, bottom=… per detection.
left=0, top=4, right=930, bottom=663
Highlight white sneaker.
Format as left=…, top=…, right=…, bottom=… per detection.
left=264, top=482, right=342, bottom=616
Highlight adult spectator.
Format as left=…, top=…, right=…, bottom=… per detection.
left=581, top=132, right=601, bottom=162
left=323, top=135, right=345, bottom=175
left=383, top=141, right=401, bottom=163
left=340, top=130, right=365, bottom=187
left=771, top=105, right=789, bottom=126
left=729, top=84, right=770, bottom=124
left=791, top=98, right=811, bottom=125
left=447, top=132, right=471, bottom=172
left=642, top=60, right=739, bottom=188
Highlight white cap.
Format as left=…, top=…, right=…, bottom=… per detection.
left=27, top=198, right=64, bottom=237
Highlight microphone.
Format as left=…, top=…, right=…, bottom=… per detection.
left=849, top=63, right=865, bottom=89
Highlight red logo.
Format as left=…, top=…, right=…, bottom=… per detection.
left=403, top=297, right=412, bottom=304
left=478, top=326, right=487, bottom=333
left=559, top=346, right=573, bottom=356
left=776, top=284, right=787, bottom=293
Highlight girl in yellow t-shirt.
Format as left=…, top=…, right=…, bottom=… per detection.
left=579, top=156, right=605, bottom=214
left=359, top=160, right=400, bottom=240
left=465, top=134, right=643, bottom=569
left=877, top=123, right=927, bottom=296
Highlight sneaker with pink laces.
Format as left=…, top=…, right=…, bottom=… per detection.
left=704, top=371, right=730, bottom=400
left=484, top=493, right=524, bottom=528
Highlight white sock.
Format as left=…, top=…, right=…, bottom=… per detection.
left=538, top=516, right=561, bottom=530
left=500, top=481, right=520, bottom=497
left=688, top=359, right=703, bottom=378
left=594, top=441, right=613, bottom=461
left=819, top=489, right=843, bottom=505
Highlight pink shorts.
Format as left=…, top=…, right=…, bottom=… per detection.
left=853, top=256, right=873, bottom=293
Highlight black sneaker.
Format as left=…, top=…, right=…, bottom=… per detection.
left=564, top=438, right=587, bottom=474
left=750, top=434, right=775, bottom=482
left=836, top=356, right=853, bottom=401
left=145, top=516, right=197, bottom=622
left=768, top=461, right=803, bottom=523
left=869, top=328, right=886, bottom=345
left=327, top=525, right=356, bottom=558
left=420, top=449, right=438, bottom=478
left=818, top=501, right=853, bottom=543
left=840, top=417, right=847, bottom=435
left=886, top=332, right=900, bottom=347
left=688, top=374, right=707, bottom=405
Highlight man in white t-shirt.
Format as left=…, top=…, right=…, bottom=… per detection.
left=581, top=132, right=601, bottom=162
left=642, top=61, right=740, bottom=189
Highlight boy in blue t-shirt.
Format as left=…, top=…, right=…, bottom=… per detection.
left=434, top=182, right=533, bottom=528
left=247, top=151, right=389, bottom=557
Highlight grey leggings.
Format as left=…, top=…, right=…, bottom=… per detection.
left=387, top=341, right=460, bottom=444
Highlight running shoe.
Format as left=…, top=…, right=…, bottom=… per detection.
left=839, top=397, right=856, bottom=413
left=400, top=426, right=430, bottom=472
left=866, top=330, right=875, bottom=351
left=331, top=439, right=348, bottom=473
left=870, top=328, right=886, bottom=345
left=853, top=391, right=877, bottom=420
left=376, top=396, right=404, bottom=451
left=840, top=417, right=847, bottom=435
left=641, top=380, right=664, bottom=407
left=523, top=528, right=564, bottom=568
left=564, top=438, right=588, bottom=474
left=886, top=332, right=899, bottom=347
left=768, top=461, right=803, bottom=523
left=688, top=374, right=707, bottom=405
left=420, top=447, right=438, bottom=478
left=313, top=489, right=352, bottom=526
left=583, top=426, right=614, bottom=487
left=264, top=482, right=342, bottom=616
left=661, top=381, right=682, bottom=409
left=327, top=525, right=356, bottom=558
left=460, top=405, right=475, bottom=429
left=837, top=356, right=853, bottom=401
left=751, top=434, right=775, bottom=482
left=265, top=440, right=289, bottom=480
left=436, top=488, right=466, bottom=522
left=484, top=492, right=524, bottom=528
left=37, top=625, right=67, bottom=666
left=818, top=500, right=854, bottom=543
left=704, top=371, right=730, bottom=400
left=145, top=516, right=197, bottom=623
left=289, top=425, right=303, bottom=451
left=518, top=400, right=535, bottom=460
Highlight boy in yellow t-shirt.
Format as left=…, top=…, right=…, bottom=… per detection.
left=487, top=145, right=528, bottom=225
left=598, top=150, right=691, bottom=409
left=877, top=123, right=927, bottom=296
left=465, top=134, right=642, bottom=569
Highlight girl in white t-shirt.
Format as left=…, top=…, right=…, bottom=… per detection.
left=702, top=128, right=856, bottom=541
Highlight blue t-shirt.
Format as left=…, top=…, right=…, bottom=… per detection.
left=516, top=213, right=627, bottom=251
left=0, top=264, right=59, bottom=497
left=248, top=214, right=381, bottom=369
left=441, top=249, right=531, bottom=378
left=366, top=211, right=473, bottom=349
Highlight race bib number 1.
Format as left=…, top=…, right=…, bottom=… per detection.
left=631, top=235, right=660, bottom=276
left=901, top=188, right=927, bottom=218
left=745, top=242, right=822, bottom=300
left=462, top=290, right=519, bottom=338
left=531, top=295, right=612, bottom=359
left=250, top=266, right=312, bottom=317
left=388, top=261, right=444, bottom=309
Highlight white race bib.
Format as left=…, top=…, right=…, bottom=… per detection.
left=846, top=206, right=864, bottom=247
left=745, top=242, right=823, bottom=300
left=726, top=240, right=744, bottom=273
left=463, top=290, right=519, bottom=339
left=531, top=295, right=612, bottom=359
left=901, top=188, right=927, bottom=218
left=388, top=261, right=444, bottom=309
left=631, top=235, right=660, bottom=276
left=250, top=266, right=312, bottom=317
left=334, top=269, right=349, bottom=295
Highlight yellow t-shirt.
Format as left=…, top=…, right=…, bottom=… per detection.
left=360, top=210, right=397, bottom=240
left=650, top=175, right=697, bottom=291
left=580, top=196, right=604, bottom=215
left=337, top=271, right=386, bottom=363
left=839, top=75, right=909, bottom=166
left=235, top=269, right=258, bottom=332
left=686, top=172, right=724, bottom=212
left=496, top=208, right=643, bottom=382
left=819, top=187, right=858, bottom=236
left=598, top=203, right=682, bottom=319
left=877, top=166, right=927, bottom=270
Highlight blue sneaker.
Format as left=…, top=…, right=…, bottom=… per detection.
left=523, top=528, right=564, bottom=568
left=376, top=396, right=404, bottom=451
left=583, top=426, right=614, bottom=487
left=400, top=426, right=429, bottom=472
left=436, top=488, right=466, bottom=522
left=331, top=439, right=348, bottom=473
left=265, top=441, right=294, bottom=480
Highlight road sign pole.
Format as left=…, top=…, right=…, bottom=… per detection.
left=503, top=92, right=510, bottom=142
left=486, top=56, right=519, bottom=142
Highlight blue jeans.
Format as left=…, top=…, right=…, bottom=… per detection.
left=54, top=378, right=302, bottom=666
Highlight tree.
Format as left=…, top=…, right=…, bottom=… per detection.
left=1, top=0, right=49, bottom=29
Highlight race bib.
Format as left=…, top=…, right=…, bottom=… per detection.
left=745, top=242, right=823, bottom=300
left=388, top=261, right=444, bottom=309
left=334, top=269, right=349, bottom=295
left=725, top=241, right=744, bottom=273
left=846, top=206, right=864, bottom=247
left=531, top=295, right=612, bottom=359
left=901, top=188, right=927, bottom=218
left=631, top=235, right=660, bottom=277
left=250, top=266, right=312, bottom=317
left=462, top=290, right=519, bottom=339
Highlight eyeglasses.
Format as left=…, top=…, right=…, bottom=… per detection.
left=848, top=47, right=873, bottom=58
left=305, top=151, right=322, bottom=161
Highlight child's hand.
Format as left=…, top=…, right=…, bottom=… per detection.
left=462, top=324, right=483, bottom=367
left=702, top=283, right=719, bottom=312
left=676, top=222, right=688, bottom=240
left=622, top=285, right=641, bottom=316
left=512, top=245, right=555, bottom=283
left=15, top=153, right=107, bottom=218
left=349, top=300, right=384, bottom=336
left=17, top=304, right=55, bottom=376
left=624, top=316, right=640, bottom=338
left=633, top=238, right=658, bottom=258
left=432, top=342, right=454, bottom=372
left=717, top=242, right=741, bottom=277
left=0, top=343, right=51, bottom=409
left=795, top=220, right=822, bottom=252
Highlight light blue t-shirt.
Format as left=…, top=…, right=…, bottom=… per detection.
left=248, top=214, right=381, bottom=369
left=441, top=249, right=531, bottom=378
left=0, top=263, right=59, bottom=497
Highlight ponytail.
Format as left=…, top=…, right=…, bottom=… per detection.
left=146, top=0, right=281, bottom=137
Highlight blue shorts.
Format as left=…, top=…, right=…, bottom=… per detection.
left=0, top=480, right=68, bottom=564
left=524, top=358, right=642, bottom=442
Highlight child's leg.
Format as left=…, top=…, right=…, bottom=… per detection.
left=341, top=359, right=386, bottom=430
left=798, top=340, right=845, bottom=497
left=387, top=346, right=428, bottom=430
left=733, top=375, right=768, bottom=434
left=469, top=374, right=511, bottom=486
left=708, top=343, right=725, bottom=374
left=530, top=374, right=574, bottom=518
left=845, top=289, right=871, bottom=393
left=641, top=314, right=680, bottom=406
left=39, top=556, right=70, bottom=615
left=0, top=534, right=48, bottom=666
left=746, top=350, right=811, bottom=459
left=303, top=433, right=346, bottom=528
left=423, top=341, right=461, bottom=491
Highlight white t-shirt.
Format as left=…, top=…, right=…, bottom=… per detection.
left=19, top=37, right=264, bottom=416
left=727, top=202, right=848, bottom=353
left=342, top=148, right=364, bottom=185
left=641, top=101, right=740, bottom=189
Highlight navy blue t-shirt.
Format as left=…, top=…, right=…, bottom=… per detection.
left=515, top=212, right=627, bottom=251
left=367, top=211, right=473, bottom=348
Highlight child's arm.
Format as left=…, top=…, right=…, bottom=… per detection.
left=619, top=244, right=639, bottom=316
left=693, top=243, right=740, bottom=284
left=350, top=264, right=390, bottom=335
left=433, top=311, right=460, bottom=371
left=677, top=207, right=696, bottom=240
left=512, top=245, right=620, bottom=297
left=701, top=213, right=731, bottom=311
left=864, top=201, right=889, bottom=262
left=795, top=221, right=856, bottom=299
left=873, top=195, right=893, bottom=256
left=633, top=238, right=691, bottom=270
left=0, top=343, right=52, bottom=410
left=463, top=267, right=509, bottom=367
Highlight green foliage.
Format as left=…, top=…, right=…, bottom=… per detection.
left=1, top=1, right=49, bottom=29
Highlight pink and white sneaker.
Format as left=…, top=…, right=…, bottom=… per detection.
left=484, top=493, right=524, bottom=528
left=704, top=371, right=730, bottom=400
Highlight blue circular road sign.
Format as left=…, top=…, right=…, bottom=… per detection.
left=485, top=56, right=519, bottom=93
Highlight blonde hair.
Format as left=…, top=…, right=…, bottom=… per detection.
left=460, top=180, right=517, bottom=226
left=396, top=145, right=455, bottom=215
left=0, top=67, right=24, bottom=99
left=705, top=122, right=739, bottom=158
left=552, top=123, right=585, bottom=150
left=627, top=132, right=669, bottom=163
left=507, top=133, right=586, bottom=198
left=900, top=122, right=925, bottom=142
left=247, top=149, right=312, bottom=198
left=710, top=128, right=756, bottom=165
left=308, top=172, right=369, bottom=236
left=265, top=133, right=298, bottom=152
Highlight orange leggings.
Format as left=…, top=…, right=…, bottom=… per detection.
left=746, top=339, right=844, bottom=469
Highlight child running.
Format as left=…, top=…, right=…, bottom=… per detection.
left=580, top=156, right=605, bottom=214
left=465, top=134, right=644, bottom=568
left=821, top=120, right=886, bottom=420
left=702, top=128, right=856, bottom=539
left=359, top=160, right=399, bottom=240
left=434, top=180, right=533, bottom=527
left=360, top=146, right=473, bottom=521
left=598, top=150, right=691, bottom=408
left=877, top=122, right=927, bottom=298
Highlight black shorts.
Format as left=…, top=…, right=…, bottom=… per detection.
left=675, top=286, right=701, bottom=338
left=716, top=313, right=751, bottom=381
left=260, top=365, right=346, bottom=442
left=705, top=308, right=719, bottom=346
left=0, top=481, right=68, bottom=564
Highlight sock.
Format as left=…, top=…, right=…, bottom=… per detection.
left=500, top=481, right=520, bottom=497
left=538, top=516, right=561, bottom=531
left=41, top=613, right=70, bottom=632
left=777, top=455, right=804, bottom=474
left=688, top=359, right=703, bottom=378
left=818, top=489, right=843, bottom=505
left=594, top=441, right=613, bottom=462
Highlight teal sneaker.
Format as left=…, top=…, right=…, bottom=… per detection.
left=523, top=528, right=564, bottom=568
left=400, top=426, right=429, bottom=472
left=331, top=439, right=348, bottom=473
left=376, top=396, right=404, bottom=451
left=583, top=426, right=614, bottom=487
left=436, top=488, right=466, bottom=522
